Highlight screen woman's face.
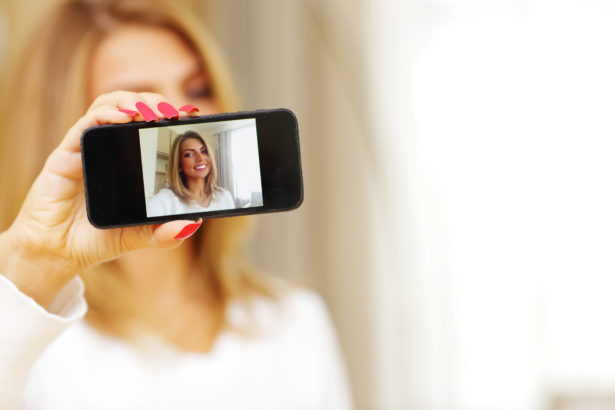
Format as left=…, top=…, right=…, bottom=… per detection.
left=88, top=23, right=219, bottom=114
left=179, top=138, right=211, bottom=182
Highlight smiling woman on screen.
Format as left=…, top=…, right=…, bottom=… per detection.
left=146, top=130, right=235, bottom=217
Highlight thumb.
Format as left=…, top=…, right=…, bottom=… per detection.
left=152, top=219, right=203, bottom=249
left=116, top=219, right=203, bottom=253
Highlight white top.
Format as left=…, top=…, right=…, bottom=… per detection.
left=0, top=275, right=352, bottom=410
left=146, top=188, right=235, bottom=217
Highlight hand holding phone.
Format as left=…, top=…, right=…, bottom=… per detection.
left=0, top=92, right=217, bottom=307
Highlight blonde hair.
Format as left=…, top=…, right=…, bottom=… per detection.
left=0, top=0, right=276, bottom=341
left=167, top=131, right=222, bottom=204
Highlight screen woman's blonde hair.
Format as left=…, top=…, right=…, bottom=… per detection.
left=0, top=0, right=276, bottom=341
left=167, top=131, right=223, bottom=204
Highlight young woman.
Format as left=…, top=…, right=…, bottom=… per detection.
left=0, top=0, right=351, bottom=408
left=146, top=131, right=235, bottom=217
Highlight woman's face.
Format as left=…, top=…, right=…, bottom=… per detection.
left=88, top=24, right=219, bottom=113
left=179, top=137, right=211, bottom=182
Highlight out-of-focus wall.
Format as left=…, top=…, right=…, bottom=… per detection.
left=201, top=1, right=378, bottom=408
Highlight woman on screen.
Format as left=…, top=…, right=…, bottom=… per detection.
left=0, top=0, right=352, bottom=408
left=146, top=130, right=235, bottom=217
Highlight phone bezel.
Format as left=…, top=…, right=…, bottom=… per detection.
left=81, top=108, right=303, bottom=228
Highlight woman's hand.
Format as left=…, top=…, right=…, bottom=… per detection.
left=0, top=91, right=201, bottom=308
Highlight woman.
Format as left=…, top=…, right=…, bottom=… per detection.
left=146, top=131, right=235, bottom=217
left=0, top=0, right=351, bottom=408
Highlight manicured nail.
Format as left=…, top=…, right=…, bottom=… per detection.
left=157, top=102, right=180, bottom=119
left=179, top=104, right=199, bottom=113
left=174, top=221, right=202, bottom=240
left=135, top=101, right=158, bottom=122
left=118, top=109, right=138, bottom=116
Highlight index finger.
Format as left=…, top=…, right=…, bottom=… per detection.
left=58, top=106, right=134, bottom=153
left=87, top=91, right=139, bottom=113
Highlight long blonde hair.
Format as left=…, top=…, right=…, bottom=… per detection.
left=167, top=131, right=222, bottom=204
left=0, top=0, right=275, bottom=340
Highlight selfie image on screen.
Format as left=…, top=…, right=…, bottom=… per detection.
left=139, top=118, right=263, bottom=218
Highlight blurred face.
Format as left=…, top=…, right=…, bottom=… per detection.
left=88, top=24, right=219, bottom=113
left=179, top=137, right=211, bottom=182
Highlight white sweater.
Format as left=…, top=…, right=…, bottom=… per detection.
left=0, top=275, right=352, bottom=410
left=146, top=188, right=235, bottom=217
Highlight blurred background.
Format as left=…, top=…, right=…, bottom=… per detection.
left=3, top=0, right=615, bottom=409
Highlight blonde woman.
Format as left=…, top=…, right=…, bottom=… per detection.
left=146, top=130, right=235, bottom=217
left=0, top=0, right=351, bottom=409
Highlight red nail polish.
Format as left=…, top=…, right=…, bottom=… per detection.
left=135, top=102, right=158, bottom=122
left=174, top=222, right=202, bottom=240
left=179, top=104, right=199, bottom=113
left=118, top=109, right=138, bottom=116
left=157, top=102, right=180, bottom=119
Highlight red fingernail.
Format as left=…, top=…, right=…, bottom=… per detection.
left=174, top=221, right=202, bottom=240
left=157, top=102, right=180, bottom=119
left=118, top=109, right=138, bottom=116
left=179, top=104, right=199, bottom=113
left=135, top=102, right=158, bottom=122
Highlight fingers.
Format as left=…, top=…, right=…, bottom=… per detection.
left=120, top=92, right=167, bottom=122
left=87, top=91, right=196, bottom=122
left=118, top=219, right=203, bottom=252
left=153, top=219, right=203, bottom=248
left=88, top=91, right=162, bottom=116
left=178, top=104, right=199, bottom=115
left=88, top=90, right=136, bottom=112
left=57, top=106, right=134, bottom=153
left=59, top=92, right=199, bottom=154
left=132, top=93, right=197, bottom=121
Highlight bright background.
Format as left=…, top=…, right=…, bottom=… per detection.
left=3, top=0, right=615, bottom=409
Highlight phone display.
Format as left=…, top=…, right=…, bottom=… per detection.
left=81, top=109, right=303, bottom=228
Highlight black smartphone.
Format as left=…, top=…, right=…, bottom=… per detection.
left=81, top=108, right=303, bottom=228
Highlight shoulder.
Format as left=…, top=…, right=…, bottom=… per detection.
left=229, top=287, right=330, bottom=330
left=212, top=188, right=235, bottom=208
left=278, top=289, right=333, bottom=329
left=151, top=188, right=177, bottom=200
left=147, top=188, right=184, bottom=216
left=217, top=188, right=233, bottom=199
left=225, top=287, right=352, bottom=408
left=227, top=287, right=343, bottom=365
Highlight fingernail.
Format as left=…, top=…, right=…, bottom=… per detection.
left=118, top=109, right=138, bottom=116
left=179, top=104, right=199, bottom=113
left=174, top=221, right=202, bottom=240
left=135, top=102, right=158, bottom=122
left=157, top=102, right=180, bottom=119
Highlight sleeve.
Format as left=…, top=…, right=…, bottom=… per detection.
left=0, top=275, right=87, bottom=410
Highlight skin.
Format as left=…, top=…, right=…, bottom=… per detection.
left=0, top=24, right=222, bottom=351
left=89, top=25, right=219, bottom=113
left=179, top=137, right=212, bottom=205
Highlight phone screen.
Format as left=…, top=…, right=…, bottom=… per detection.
left=82, top=109, right=302, bottom=228
left=139, top=118, right=263, bottom=218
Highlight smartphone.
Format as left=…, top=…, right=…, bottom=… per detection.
left=81, top=108, right=303, bottom=228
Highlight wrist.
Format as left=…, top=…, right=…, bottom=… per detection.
left=0, top=228, right=76, bottom=309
